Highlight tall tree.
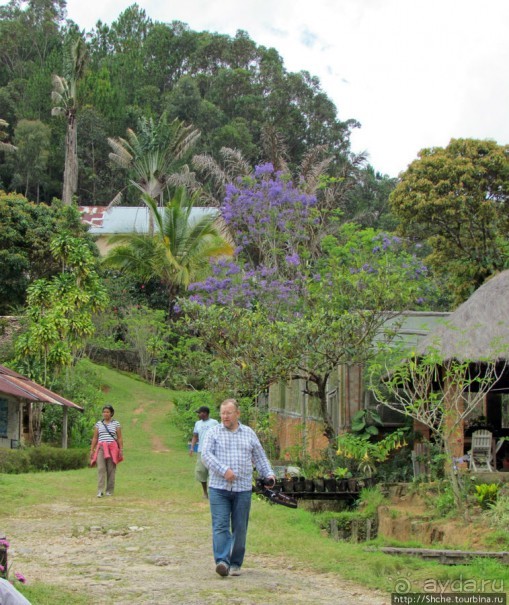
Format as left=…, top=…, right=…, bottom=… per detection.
left=51, top=34, right=88, bottom=205
left=184, top=226, right=433, bottom=441
left=15, top=233, right=108, bottom=385
left=108, top=113, right=200, bottom=210
left=0, top=118, right=16, bottom=152
left=390, top=138, right=509, bottom=304
left=0, top=193, right=89, bottom=313
left=8, top=118, right=50, bottom=200
left=102, top=188, right=233, bottom=314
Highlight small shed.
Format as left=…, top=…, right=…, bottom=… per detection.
left=0, top=365, right=83, bottom=449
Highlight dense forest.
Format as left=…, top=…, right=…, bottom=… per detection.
left=0, top=0, right=394, bottom=224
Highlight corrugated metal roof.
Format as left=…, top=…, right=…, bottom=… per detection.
left=0, top=365, right=84, bottom=411
left=79, top=206, right=217, bottom=235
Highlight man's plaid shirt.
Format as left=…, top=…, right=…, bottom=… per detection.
left=201, top=422, right=274, bottom=492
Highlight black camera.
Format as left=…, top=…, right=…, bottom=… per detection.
left=254, top=477, right=298, bottom=509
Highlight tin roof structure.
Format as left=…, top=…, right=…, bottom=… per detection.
left=0, top=365, right=84, bottom=411
left=79, top=206, right=217, bottom=235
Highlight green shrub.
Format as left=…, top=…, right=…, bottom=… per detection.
left=358, top=486, right=387, bottom=516
left=483, top=494, right=509, bottom=529
left=169, top=391, right=216, bottom=442
left=40, top=359, right=106, bottom=448
left=423, top=481, right=456, bottom=517
left=0, top=449, right=31, bottom=473
left=0, top=445, right=88, bottom=473
left=485, top=530, right=509, bottom=550
left=474, top=483, right=500, bottom=509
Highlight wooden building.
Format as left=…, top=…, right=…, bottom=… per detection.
left=0, top=365, right=83, bottom=449
left=267, top=311, right=449, bottom=457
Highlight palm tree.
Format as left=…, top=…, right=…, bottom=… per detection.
left=107, top=114, right=200, bottom=232
left=189, top=124, right=341, bottom=208
left=51, top=35, right=88, bottom=205
left=0, top=119, right=16, bottom=153
left=102, top=188, right=233, bottom=313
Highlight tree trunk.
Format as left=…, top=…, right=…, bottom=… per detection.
left=443, top=439, right=470, bottom=521
left=315, top=378, right=336, bottom=443
left=62, top=110, right=78, bottom=205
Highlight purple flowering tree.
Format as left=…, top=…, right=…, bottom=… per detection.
left=181, top=165, right=437, bottom=441
left=221, top=164, right=320, bottom=271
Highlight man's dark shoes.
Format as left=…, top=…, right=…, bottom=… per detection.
left=215, top=561, right=229, bottom=577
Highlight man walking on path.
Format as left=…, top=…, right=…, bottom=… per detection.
left=201, top=398, right=275, bottom=578
left=189, top=406, right=218, bottom=499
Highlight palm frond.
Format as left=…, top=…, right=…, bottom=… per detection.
left=260, top=125, right=288, bottom=173
left=51, top=107, right=67, bottom=118
left=106, top=191, right=123, bottom=209
left=170, top=119, right=201, bottom=159
left=0, top=141, right=16, bottom=152
left=220, top=147, right=251, bottom=179
left=299, top=145, right=333, bottom=193
left=51, top=74, right=67, bottom=96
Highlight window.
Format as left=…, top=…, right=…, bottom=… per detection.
left=0, top=398, right=8, bottom=438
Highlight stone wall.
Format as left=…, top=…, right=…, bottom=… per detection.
left=86, top=346, right=141, bottom=374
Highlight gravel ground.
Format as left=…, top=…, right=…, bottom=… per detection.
left=5, top=498, right=389, bottom=605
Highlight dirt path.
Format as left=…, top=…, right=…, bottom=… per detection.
left=4, top=370, right=390, bottom=604
left=6, top=497, right=389, bottom=605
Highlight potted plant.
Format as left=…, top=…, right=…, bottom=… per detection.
left=323, top=472, right=337, bottom=492
left=281, top=473, right=296, bottom=493
left=337, top=428, right=408, bottom=489
left=333, top=467, right=352, bottom=491
left=313, top=477, right=326, bottom=492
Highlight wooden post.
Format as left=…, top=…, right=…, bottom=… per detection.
left=61, top=406, right=68, bottom=449
left=351, top=520, right=359, bottom=543
left=366, top=518, right=372, bottom=541
left=330, top=519, right=339, bottom=541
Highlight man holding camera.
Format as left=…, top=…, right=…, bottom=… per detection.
left=201, top=398, right=275, bottom=577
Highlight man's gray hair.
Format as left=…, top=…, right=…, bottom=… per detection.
left=220, top=398, right=239, bottom=410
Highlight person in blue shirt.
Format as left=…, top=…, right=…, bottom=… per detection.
left=201, top=398, right=275, bottom=577
left=189, top=406, right=218, bottom=499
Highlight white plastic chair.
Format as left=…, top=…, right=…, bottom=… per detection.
left=469, top=429, right=494, bottom=472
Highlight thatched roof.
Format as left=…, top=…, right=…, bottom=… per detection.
left=418, top=270, right=509, bottom=362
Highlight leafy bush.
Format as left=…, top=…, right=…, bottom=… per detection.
left=169, top=391, right=216, bottom=442
left=0, top=449, right=31, bottom=473
left=0, top=445, right=88, bottom=473
left=485, top=530, right=509, bottom=550
left=475, top=483, right=500, bottom=509
left=40, top=360, right=106, bottom=448
left=432, top=485, right=456, bottom=516
left=376, top=446, right=414, bottom=483
left=357, top=486, right=387, bottom=516
left=483, top=495, right=509, bottom=530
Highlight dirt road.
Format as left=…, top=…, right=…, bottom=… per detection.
left=6, top=497, right=389, bottom=605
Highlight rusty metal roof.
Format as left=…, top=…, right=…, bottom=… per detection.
left=0, top=365, right=84, bottom=411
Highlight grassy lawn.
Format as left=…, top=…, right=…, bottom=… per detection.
left=2, top=361, right=509, bottom=603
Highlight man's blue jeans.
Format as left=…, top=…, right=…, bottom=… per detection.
left=209, top=487, right=252, bottom=568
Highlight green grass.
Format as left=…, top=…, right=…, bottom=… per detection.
left=3, top=361, right=509, bottom=602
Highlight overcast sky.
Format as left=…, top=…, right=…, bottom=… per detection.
left=57, top=0, right=509, bottom=176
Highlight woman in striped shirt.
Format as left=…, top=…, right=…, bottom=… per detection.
left=90, top=405, right=123, bottom=497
